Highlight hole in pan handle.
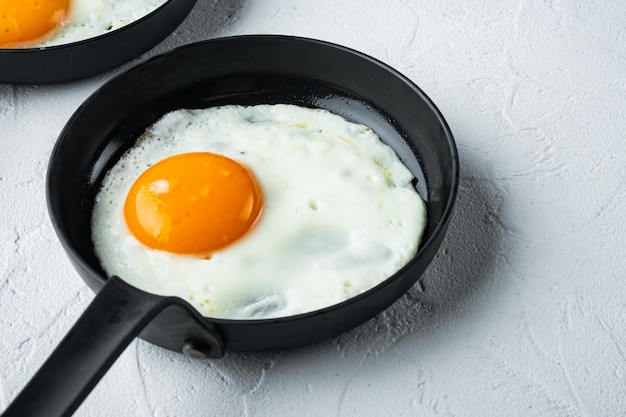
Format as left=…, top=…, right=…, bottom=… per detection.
left=1, top=276, right=225, bottom=417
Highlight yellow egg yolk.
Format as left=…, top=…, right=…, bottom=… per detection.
left=0, top=0, right=69, bottom=48
left=124, top=152, right=263, bottom=256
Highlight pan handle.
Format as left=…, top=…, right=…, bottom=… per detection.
left=2, top=276, right=179, bottom=417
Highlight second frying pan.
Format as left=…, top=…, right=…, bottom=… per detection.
left=0, top=0, right=197, bottom=84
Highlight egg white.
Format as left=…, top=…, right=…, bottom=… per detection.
left=91, top=104, right=427, bottom=319
left=39, top=0, right=168, bottom=47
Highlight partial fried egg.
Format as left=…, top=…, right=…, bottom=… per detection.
left=0, top=0, right=167, bottom=48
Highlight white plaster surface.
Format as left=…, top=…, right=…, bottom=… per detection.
left=1, top=0, right=625, bottom=416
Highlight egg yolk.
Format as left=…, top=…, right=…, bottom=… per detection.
left=0, top=0, right=69, bottom=48
left=124, top=152, right=263, bottom=256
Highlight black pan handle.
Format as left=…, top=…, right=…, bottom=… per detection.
left=1, top=276, right=178, bottom=417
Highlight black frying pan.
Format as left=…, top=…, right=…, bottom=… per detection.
left=1, top=35, right=459, bottom=417
left=0, top=0, right=197, bottom=84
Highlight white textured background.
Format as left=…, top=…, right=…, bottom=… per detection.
left=1, top=0, right=625, bottom=416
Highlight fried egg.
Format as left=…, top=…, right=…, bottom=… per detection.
left=0, top=0, right=167, bottom=48
left=91, top=104, right=427, bottom=319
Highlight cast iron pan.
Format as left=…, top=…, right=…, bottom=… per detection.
left=2, top=35, right=459, bottom=417
left=0, top=0, right=197, bottom=84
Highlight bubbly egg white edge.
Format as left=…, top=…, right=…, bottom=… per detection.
left=91, top=104, right=427, bottom=320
